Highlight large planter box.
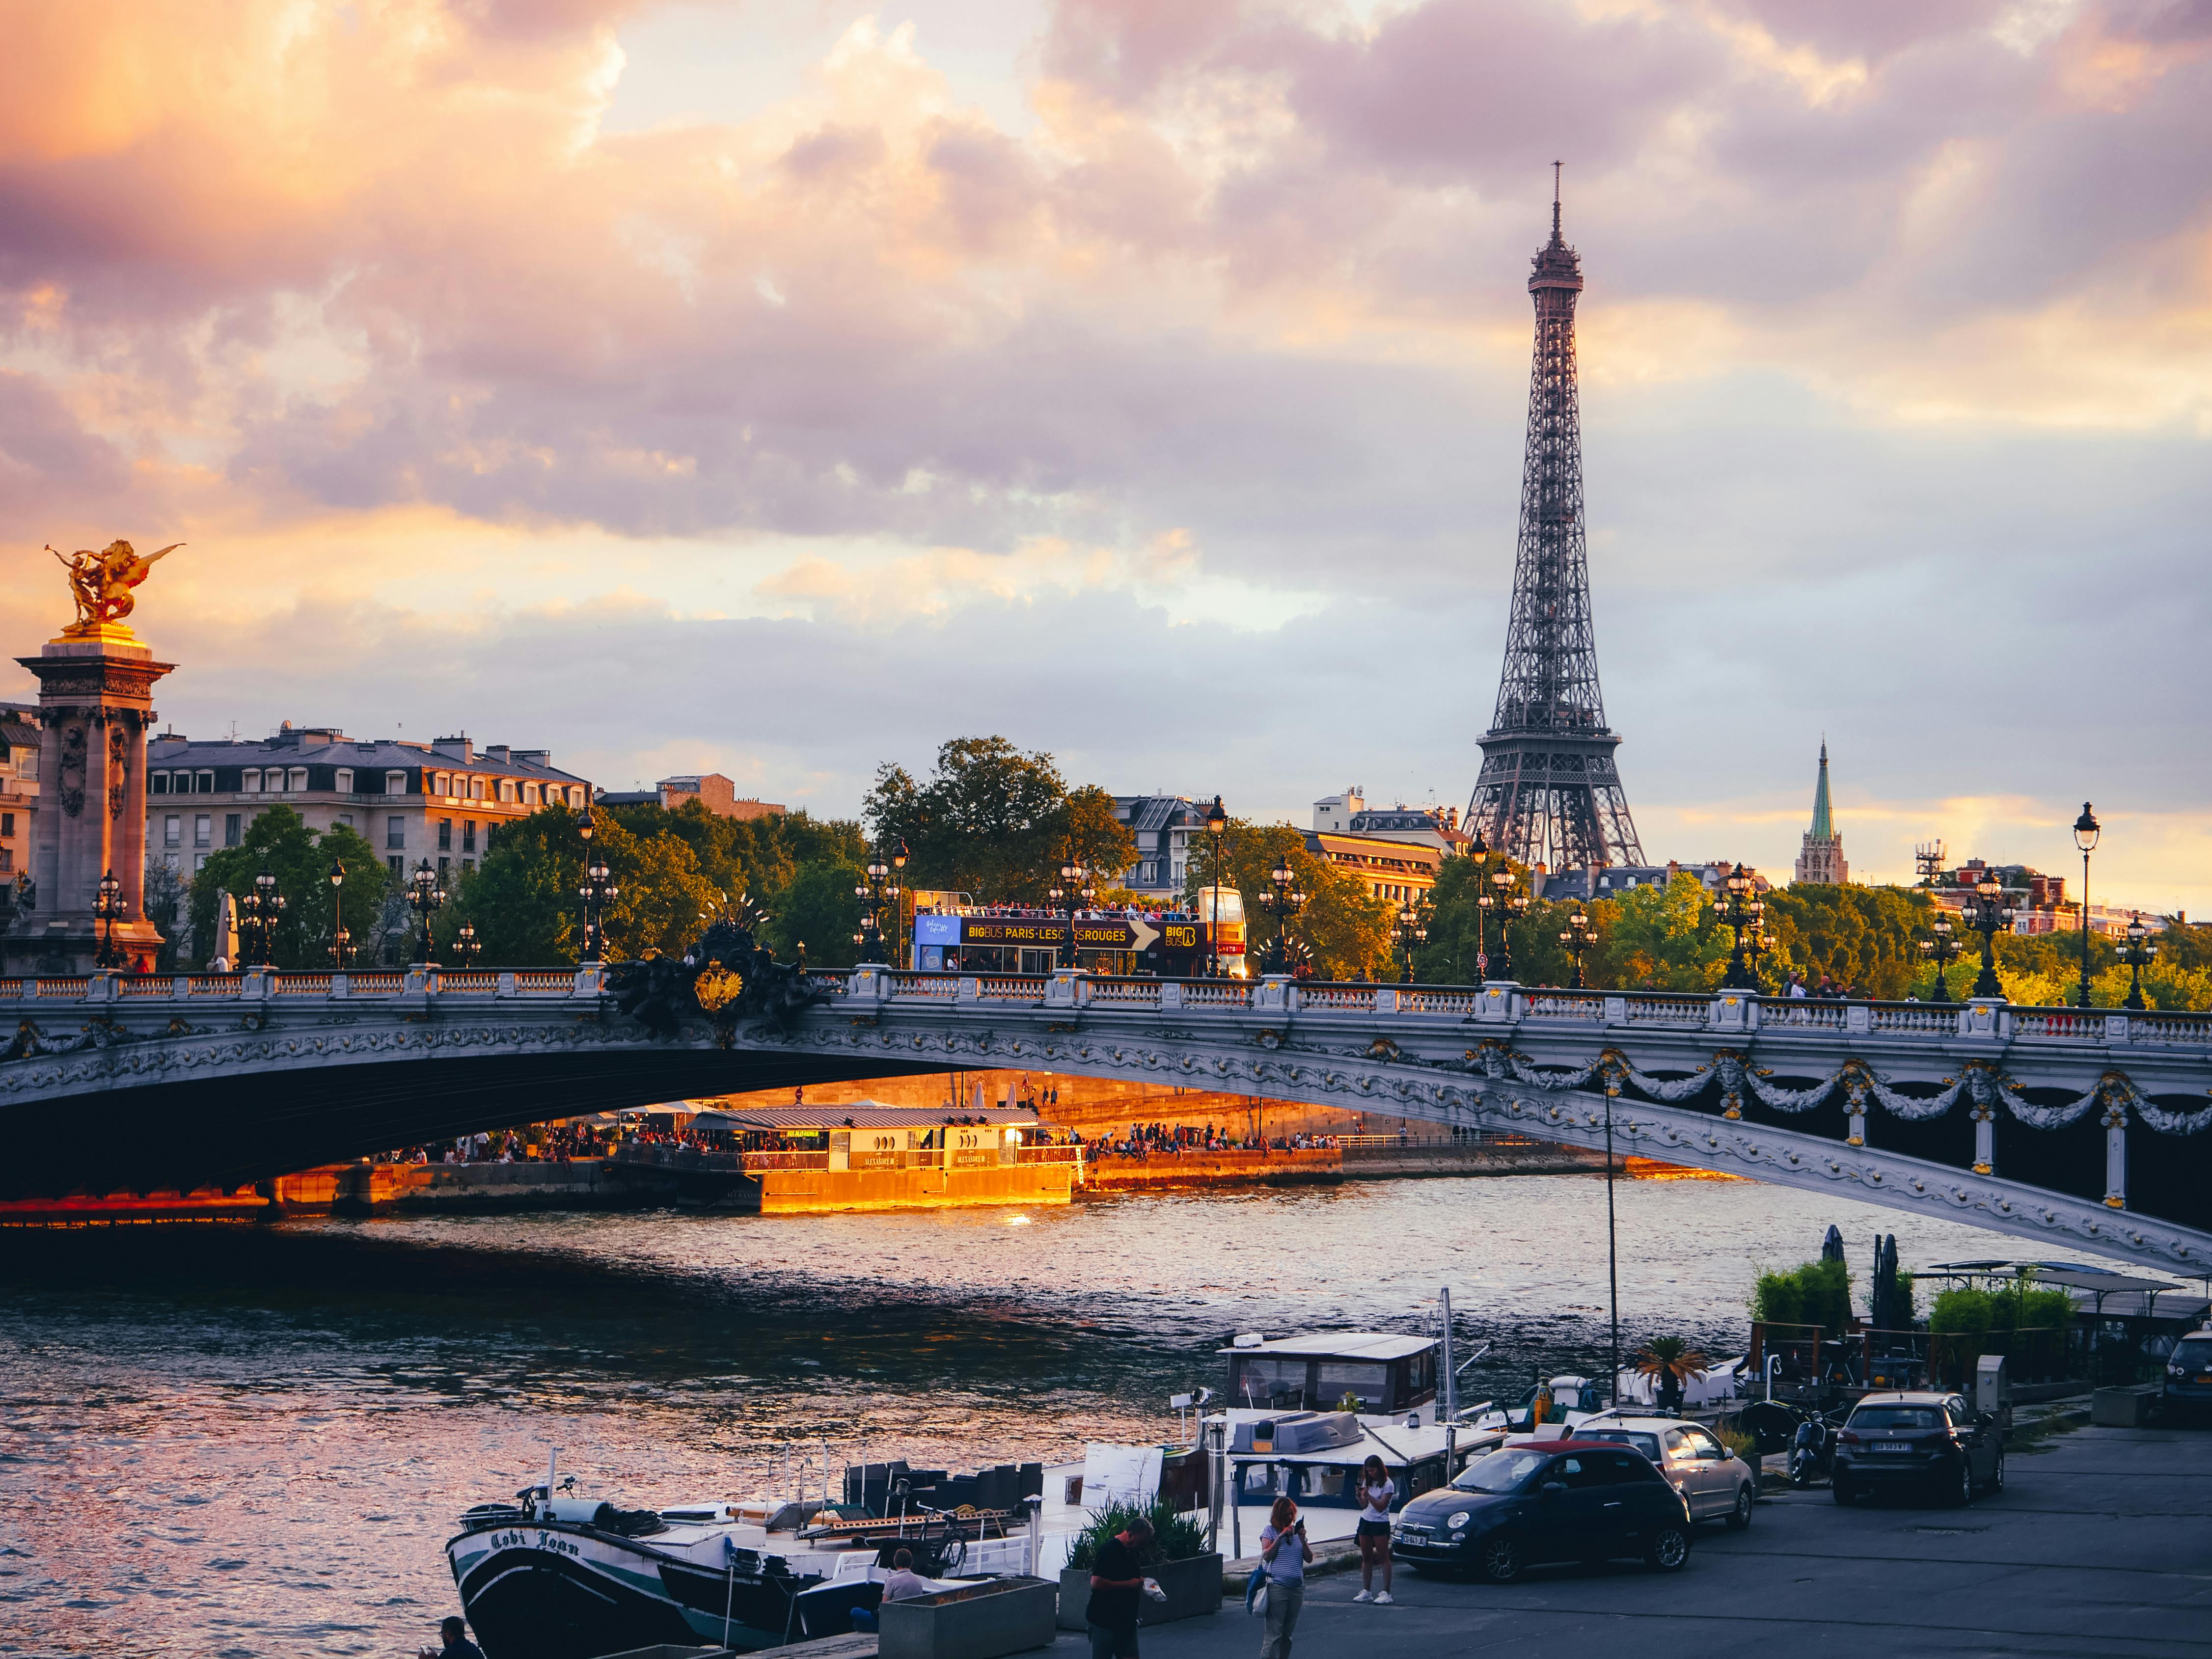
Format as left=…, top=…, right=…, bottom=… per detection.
left=877, top=1575, right=1056, bottom=1659
left=2091, top=1385, right=2160, bottom=1428
left=1057, top=1553, right=1223, bottom=1631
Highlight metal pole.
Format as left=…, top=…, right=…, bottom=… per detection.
left=1604, top=1082, right=1620, bottom=1405
left=2079, top=846, right=2092, bottom=1007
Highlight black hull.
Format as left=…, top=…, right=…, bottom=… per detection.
left=450, top=1526, right=810, bottom=1659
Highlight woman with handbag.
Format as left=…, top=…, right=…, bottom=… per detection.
left=1256, top=1496, right=1311, bottom=1659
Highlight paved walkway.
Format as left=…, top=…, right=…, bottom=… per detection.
left=1055, top=1422, right=2212, bottom=1659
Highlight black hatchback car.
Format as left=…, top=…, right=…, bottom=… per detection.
left=1832, top=1391, right=2003, bottom=1506
left=1391, top=1440, right=1693, bottom=1582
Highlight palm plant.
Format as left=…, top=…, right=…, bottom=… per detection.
left=1634, top=1336, right=1710, bottom=1410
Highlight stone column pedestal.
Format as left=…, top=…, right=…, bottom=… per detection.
left=12, top=626, right=175, bottom=974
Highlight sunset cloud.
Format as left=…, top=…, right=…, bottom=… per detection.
left=0, top=0, right=2206, bottom=907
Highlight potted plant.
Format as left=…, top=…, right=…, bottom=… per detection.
left=1057, top=1498, right=1220, bottom=1631
left=1634, top=1336, right=1711, bottom=1415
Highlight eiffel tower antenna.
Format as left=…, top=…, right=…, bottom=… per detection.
left=1466, top=169, right=1645, bottom=873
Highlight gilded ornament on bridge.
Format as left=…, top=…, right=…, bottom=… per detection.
left=49, top=539, right=182, bottom=640
left=693, top=963, right=745, bottom=1013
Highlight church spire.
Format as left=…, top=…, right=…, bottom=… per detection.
left=1794, top=739, right=1846, bottom=886
left=1810, top=740, right=1833, bottom=840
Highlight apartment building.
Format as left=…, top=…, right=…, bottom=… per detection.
left=145, top=723, right=592, bottom=879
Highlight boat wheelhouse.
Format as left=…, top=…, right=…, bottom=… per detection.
left=1223, top=1331, right=1439, bottom=1415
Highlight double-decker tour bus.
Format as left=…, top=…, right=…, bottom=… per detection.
left=907, top=891, right=1246, bottom=978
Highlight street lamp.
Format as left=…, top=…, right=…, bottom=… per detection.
left=93, top=868, right=127, bottom=970
left=855, top=846, right=901, bottom=963
left=1717, top=864, right=1767, bottom=991
left=2072, top=803, right=2100, bottom=1008
left=1203, top=795, right=1229, bottom=979
left=327, top=858, right=349, bottom=969
left=452, top=921, right=483, bottom=968
left=1265, top=857, right=1309, bottom=976
left=1963, top=873, right=2015, bottom=1000
left=238, top=861, right=286, bottom=968
left=1558, top=906, right=1598, bottom=989
left=1395, top=900, right=1428, bottom=983
left=574, top=810, right=616, bottom=962
left=1480, top=864, right=1529, bottom=981
left=2119, top=912, right=2155, bottom=1011
left=409, top=860, right=446, bottom=966
left=1920, top=914, right=1961, bottom=1003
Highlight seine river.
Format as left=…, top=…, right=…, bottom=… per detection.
left=0, top=1175, right=2122, bottom=1657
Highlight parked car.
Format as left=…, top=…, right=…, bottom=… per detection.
left=1831, top=1391, right=2002, bottom=1506
left=2163, top=1327, right=2212, bottom=1423
left=1577, top=1414, right=1758, bottom=1530
left=1390, top=1440, right=1693, bottom=1582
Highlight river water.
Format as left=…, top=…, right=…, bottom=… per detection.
left=0, top=1174, right=2125, bottom=1658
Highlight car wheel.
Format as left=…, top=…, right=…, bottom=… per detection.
left=1983, top=1449, right=2004, bottom=1495
left=1474, top=1534, right=1523, bottom=1584
left=1832, top=1480, right=1855, bottom=1506
left=1724, top=1484, right=1753, bottom=1531
left=1948, top=1458, right=1974, bottom=1508
left=1644, top=1524, right=1690, bottom=1572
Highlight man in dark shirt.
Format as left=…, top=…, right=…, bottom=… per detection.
left=1087, top=1515, right=1153, bottom=1659
left=433, top=1617, right=485, bottom=1659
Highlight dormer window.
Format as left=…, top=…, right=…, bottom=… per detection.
left=242, top=768, right=261, bottom=793
left=197, top=770, right=216, bottom=793
left=498, top=779, right=517, bottom=803
left=522, top=782, right=540, bottom=805
left=385, top=770, right=408, bottom=795
left=334, top=768, right=354, bottom=793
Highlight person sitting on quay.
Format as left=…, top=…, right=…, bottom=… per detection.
left=423, top=1616, right=484, bottom=1659
left=881, top=1547, right=931, bottom=1602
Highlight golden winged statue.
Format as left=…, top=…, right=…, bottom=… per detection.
left=49, top=539, right=182, bottom=636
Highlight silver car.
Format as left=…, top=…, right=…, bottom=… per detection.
left=1578, top=1415, right=1757, bottom=1531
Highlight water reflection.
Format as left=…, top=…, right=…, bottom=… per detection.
left=0, top=1175, right=2122, bottom=1657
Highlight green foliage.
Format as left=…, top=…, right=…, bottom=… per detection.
left=1764, top=884, right=1929, bottom=1000
left=449, top=805, right=593, bottom=964
left=862, top=736, right=1136, bottom=905
left=1065, top=1498, right=1210, bottom=1570
left=1929, top=1287, right=1994, bottom=1337
left=187, top=806, right=399, bottom=968
left=1599, top=873, right=1740, bottom=992
left=760, top=856, right=866, bottom=968
left=1750, top=1258, right=1853, bottom=1332
left=1185, top=816, right=1392, bottom=980
left=1929, top=1279, right=2075, bottom=1336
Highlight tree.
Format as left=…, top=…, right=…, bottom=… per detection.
left=1595, top=873, right=1737, bottom=992
left=450, top=804, right=721, bottom=963
left=187, top=806, right=399, bottom=968
left=1186, top=816, right=1392, bottom=980
left=759, top=857, right=867, bottom=968
left=1766, top=884, right=1927, bottom=999
left=862, top=735, right=1133, bottom=903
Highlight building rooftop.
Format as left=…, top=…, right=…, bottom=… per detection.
left=148, top=724, right=585, bottom=783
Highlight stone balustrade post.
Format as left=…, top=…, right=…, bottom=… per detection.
left=2103, top=1098, right=2128, bottom=1210
left=1708, top=991, right=1753, bottom=1033
left=1603, top=995, right=1626, bottom=1026
left=1846, top=1003, right=1870, bottom=1035
left=1160, top=982, right=1185, bottom=1011
left=1962, top=999, right=2004, bottom=1042
left=1473, top=982, right=1514, bottom=1022
left=1046, top=968, right=1085, bottom=1008
left=497, top=971, right=516, bottom=997
left=240, top=967, right=274, bottom=1004
left=1372, top=987, right=1398, bottom=1014
left=86, top=971, right=119, bottom=1005
left=1255, top=975, right=1294, bottom=1013
left=849, top=966, right=889, bottom=1007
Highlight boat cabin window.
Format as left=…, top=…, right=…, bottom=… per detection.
left=1234, top=1358, right=1309, bottom=1410
left=1317, top=1362, right=1388, bottom=1412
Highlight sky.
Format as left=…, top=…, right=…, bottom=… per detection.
left=1, top=0, right=2208, bottom=911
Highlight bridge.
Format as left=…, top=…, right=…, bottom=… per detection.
left=1, top=963, right=2208, bottom=1266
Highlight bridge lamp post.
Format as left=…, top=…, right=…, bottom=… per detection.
left=92, top=869, right=127, bottom=970
left=854, top=852, right=897, bottom=963
left=409, top=860, right=446, bottom=967
left=453, top=922, right=483, bottom=969
left=2118, top=913, right=2155, bottom=1011
left=1920, top=915, right=1961, bottom=1003
left=1203, top=795, right=1229, bottom=978
left=1260, top=858, right=1306, bottom=976
left=1394, top=900, right=1426, bottom=983
left=1483, top=865, right=1526, bottom=981
left=327, top=859, right=350, bottom=969
left=2073, top=803, right=2100, bottom=1008
left=1964, top=874, right=2015, bottom=1000
left=239, top=862, right=285, bottom=968
left=1717, top=863, right=1765, bottom=991
left=1558, top=907, right=1597, bottom=989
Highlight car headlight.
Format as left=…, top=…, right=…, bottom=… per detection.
left=1450, top=1531, right=1467, bottom=1541
left=1446, top=1510, right=1472, bottom=1529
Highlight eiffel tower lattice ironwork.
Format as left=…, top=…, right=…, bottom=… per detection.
left=1466, top=168, right=1645, bottom=873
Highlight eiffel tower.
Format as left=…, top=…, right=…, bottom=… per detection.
left=1466, top=167, right=1645, bottom=873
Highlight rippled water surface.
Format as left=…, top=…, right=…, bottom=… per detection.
left=0, top=1175, right=2125, bottom=1657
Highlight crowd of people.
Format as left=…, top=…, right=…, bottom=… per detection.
left=1080, top=1121, right=1342, bottom=1160
left=1781, top=971, right=1873, bottom=1000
